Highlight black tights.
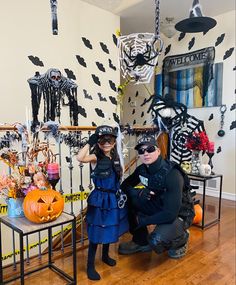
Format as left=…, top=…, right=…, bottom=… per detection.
left=87, top=242, right=116, bottom=280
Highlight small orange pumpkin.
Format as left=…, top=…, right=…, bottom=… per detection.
left=23, top=188, right=64, bottom=223
left=193, top=204, right=203, bottom=224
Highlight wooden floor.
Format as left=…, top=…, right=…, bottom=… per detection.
left=7, top=199, right=236, bottom=285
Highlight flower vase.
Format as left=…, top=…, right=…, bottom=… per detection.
left=191, top=150, right=201, bottom=175
left=7, top=198, right=25, bottom=218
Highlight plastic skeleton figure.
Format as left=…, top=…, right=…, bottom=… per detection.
left=28, top=68, right=78, bottom=126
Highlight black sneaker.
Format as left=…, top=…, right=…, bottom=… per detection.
left=168, top=230, right=189, bottom=259
left=168, top=241, right=189, bottom=259
left=118, top=241, right=152, bottom=255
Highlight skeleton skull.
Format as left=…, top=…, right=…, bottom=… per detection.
left=49, top=69, right=62, bottom=88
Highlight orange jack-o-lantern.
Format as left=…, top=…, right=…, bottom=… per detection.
left=23, top=188, right=64, bottom=223
left=193, top=204, right=203, bottom=224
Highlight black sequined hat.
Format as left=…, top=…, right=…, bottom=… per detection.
left=135, top=135, right=158, bottom=150
left=175, top=0, right=217, bottom=33
left=95, top=125, right=118, bottom=137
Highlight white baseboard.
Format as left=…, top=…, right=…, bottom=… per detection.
left=196, top=187, right=236, bottom=201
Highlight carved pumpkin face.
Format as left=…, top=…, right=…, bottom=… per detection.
left=23, top=189, right=64, bottom=223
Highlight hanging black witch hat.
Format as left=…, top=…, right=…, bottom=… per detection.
left=175, top=0, right=217, bottom=33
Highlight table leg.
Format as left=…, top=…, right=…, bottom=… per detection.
left=19, top=233, right=24, bottom=285
left=0, top=222, right=3, bottom=284
left=202, top=180, right=206, bottom=229
left=218, top=176, right=223, bottom=221
left=48, top=228, right=52, bottom=266
left=72, top=217, right=77, bottom=284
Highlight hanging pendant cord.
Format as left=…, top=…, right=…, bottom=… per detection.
left=155, top=0, right=160, bottom=37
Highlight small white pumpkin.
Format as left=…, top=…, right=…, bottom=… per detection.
left=199, top=164, right=211, bottom=176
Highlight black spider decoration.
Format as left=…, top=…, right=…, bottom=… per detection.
left=149, top=94, right=188, bottom=130
left=124, top=43, right=159, bottom=70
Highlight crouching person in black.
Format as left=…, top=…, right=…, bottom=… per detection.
left=118, top=135, right=193, bottom=259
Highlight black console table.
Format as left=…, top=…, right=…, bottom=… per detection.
left=0, top=212, right=77, bottom=284
left=188, top=173, right=223, bottom=229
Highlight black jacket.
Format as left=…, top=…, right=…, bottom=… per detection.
left=120, top=156, right=184, bottom=226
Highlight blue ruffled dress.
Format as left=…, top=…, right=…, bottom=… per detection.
left=86, top=168, right=129, bottom=244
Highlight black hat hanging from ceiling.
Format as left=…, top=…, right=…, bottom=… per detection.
left=175, top=0, right=217, bottom=33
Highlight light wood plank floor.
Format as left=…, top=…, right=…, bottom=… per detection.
left=7, top=198, right=236, bottom=285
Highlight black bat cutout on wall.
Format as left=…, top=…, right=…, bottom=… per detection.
left=140, top=98, right=148, bottom=106
left=215, top=34, right=225, bottom=47
left=113, top=113, right=120, bottom=123
left=95, top=108, right=105, bottom=118
left=141, top=111, right=144, bottom=117
left=143, top=120, right=147, bottom=125
left=223, top=47, right=234, bottom=60
left=188, top=38, right=195, bottom=50
left=233, top=66, right=236, bottom=71
left=133, top=119, right=136, bottom=125
left=108, top=59, right=116, bottom=71
left=76, top=55, right=87, bottom=67
left=135, top=91, right=139, bottom=97
left=109, top=96, right=117, bottom=105
left=178, top=32, right=185, bottom=41
left=64, top=69, right=76, bottom=80
left=92, top=74, right=101, bottom=86
left=230, top=121, right=236, bottom=130
left=217, top=146, right=221, bottom=153
left=78, top=105, right=87, bottom=118
left=92, top=121, right=97, bottom=127
left=230, top=103, right=236, bottom=111
left=132, top=109, right=135, bottom=114
left=112, top=34, right=118, bottom=46
left=100, top=42, right=109, bottom=54
left=208, top=113, right=214, bottom=121
left=83, top=89, right=92, bottom=100
left=82, top=37, right=93, bottom=49
left=109, top=80, right=116, bottom=92
left=28, top=55, right=44, bottom=66
left=128, top=97, right=131, bottom=103
left=98, top=92, right=107, bottom=102
left=96, top=62, right=106, bottom=72
left=164, top=44, right=171, bottom=56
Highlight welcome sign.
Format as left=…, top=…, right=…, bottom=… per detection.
left=156, top=47, right=223, bottom=108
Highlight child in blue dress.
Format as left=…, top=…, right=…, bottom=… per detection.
left=77, top=125, right=128, bottom=280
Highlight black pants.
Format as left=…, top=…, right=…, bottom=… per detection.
left=127, top=197, right=188, bottom=250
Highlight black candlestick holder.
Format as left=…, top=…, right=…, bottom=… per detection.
left=206, top=152, right=215, bottom=174
left=48, top=177, right=60, bottom=190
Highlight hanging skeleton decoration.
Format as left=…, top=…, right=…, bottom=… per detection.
left=50, top=0, right=58, bottom=35
left=118, top=0, right=163, bottom=84
left=28, top=68, right=78, bottom=126
left=149, top=94, right=205, bottom=164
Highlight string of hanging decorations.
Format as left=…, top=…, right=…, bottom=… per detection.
left=118, top=0, right=163, bottom=84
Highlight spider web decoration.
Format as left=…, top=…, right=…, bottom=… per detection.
left=118, top=33, right=162, bottom=84
left=170, top=115, right=205, bottom=164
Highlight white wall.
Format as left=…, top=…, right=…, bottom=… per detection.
left=0, top=0, right=120, bottom=265
left=122, top=10, right=235, bottom=199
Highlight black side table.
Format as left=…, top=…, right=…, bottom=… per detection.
left=188, top=173, right=223, bottom=229
left=0, top=212, right=77, bottom=284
